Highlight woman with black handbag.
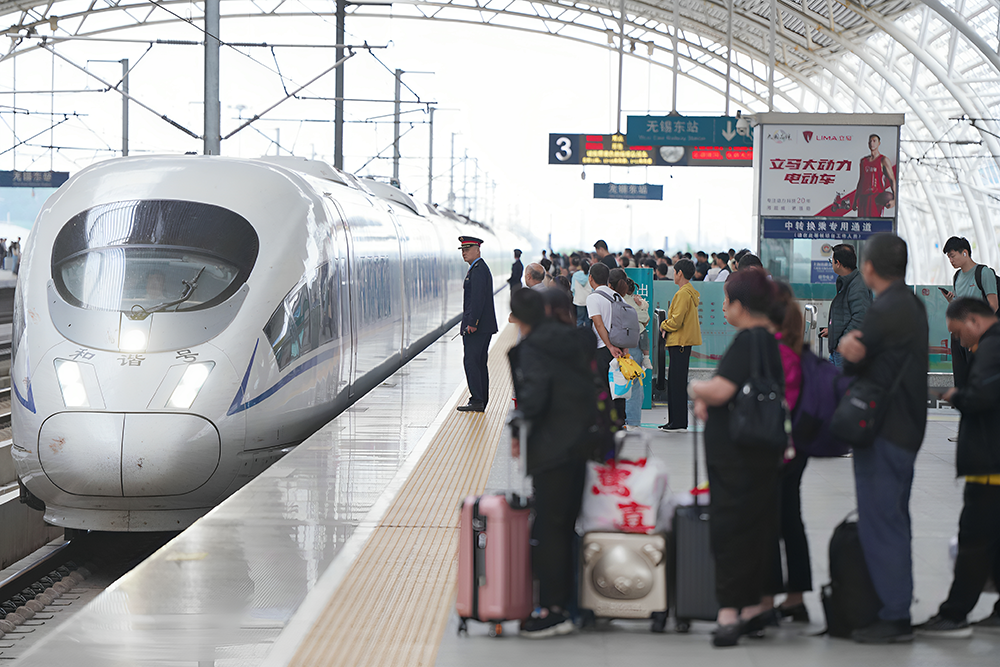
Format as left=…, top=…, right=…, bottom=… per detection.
left=689, top=268, right=786, bottom=647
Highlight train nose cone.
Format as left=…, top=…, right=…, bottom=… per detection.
left=38, top=413, right=221, bottom=497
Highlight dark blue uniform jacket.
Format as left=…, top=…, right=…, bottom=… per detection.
left=463, top=258, right=498, bottom=334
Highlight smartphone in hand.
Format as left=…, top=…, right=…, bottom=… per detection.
left=939, top=287, right=950, bottom=297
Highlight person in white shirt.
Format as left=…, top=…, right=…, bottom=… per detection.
left=571, top=257, right=593, bottom=327
left=713, top=252, right=731, bottom=282
left=586, top=262, right=625, bottom=434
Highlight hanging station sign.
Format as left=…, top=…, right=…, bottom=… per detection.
left=548, top=134, right=751, bottom=167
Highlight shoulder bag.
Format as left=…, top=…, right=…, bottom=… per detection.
left=829, top=358, right=910, bottom=448
left=728, top=330, right=789, bottom=451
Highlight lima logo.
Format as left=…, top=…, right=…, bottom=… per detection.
left=803, top=131, right=813, bottom=143
left=767, top=129, right=793, bottom=143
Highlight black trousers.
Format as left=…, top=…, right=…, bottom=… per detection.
left=707, top=463, right=781, bottom=609
left=532, top=461, right=587, bottom=610
left=463, top=331, right=492, bottom=406
left=766, top=454, right=813, bottom=595
left=596, top=346, right=626, bottom=426
left=667, top=346, right=692, bottom=428
left=952, top=334, right=972, bottom=389
left=939, top=482, right=1000, bottom=620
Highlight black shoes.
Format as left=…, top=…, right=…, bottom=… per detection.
left=456, top=402, right=486, bottom=412
left=915, top=614, right=972, bottom=638
left=852, top=619, right=914, bottom=644
left=657, top=423, right=687, bottom=432
left=712, top=609, right=780, bottom=648
left=778, top=602, right=810, bottom=623
left=712, top=622, right=743, bottom=647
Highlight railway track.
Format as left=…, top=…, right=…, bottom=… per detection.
left=0, top=532, right=177, bottom=656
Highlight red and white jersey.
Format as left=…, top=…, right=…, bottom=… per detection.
left=860, top=154, right=888, bottom=195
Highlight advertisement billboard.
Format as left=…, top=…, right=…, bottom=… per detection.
left=759, top=124, right=899, bottom=220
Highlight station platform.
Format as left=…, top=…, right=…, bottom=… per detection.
left=13, top=288, right=1000, bottom=667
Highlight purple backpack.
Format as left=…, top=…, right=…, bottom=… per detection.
left=792, top=348, right=852, bottom=457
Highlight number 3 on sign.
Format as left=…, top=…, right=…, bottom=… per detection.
left=555, top=136, right=572, bottom=162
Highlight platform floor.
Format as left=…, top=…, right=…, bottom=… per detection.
left=436, top=407, right=1000, bottom=667
left=12, top=297, right=1000, bottom=666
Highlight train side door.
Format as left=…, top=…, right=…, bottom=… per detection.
left=324, top=196, right=355, bottom=398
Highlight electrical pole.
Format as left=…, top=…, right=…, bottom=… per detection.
left=393, top=68, right=402, bottom=186
left=448, top=133, right=456, bottom=209
left=121, top=59, right=129, bottom=157
left=204, top=0, right=220, bottom=154
left=427, top=105, right=434, bottom=204
left=334, top=0, right=345, bottom=169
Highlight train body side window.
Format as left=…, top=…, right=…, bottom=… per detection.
left=263, top=285, right=313, bottom=371
left=314, top=262, right=339, bottom=345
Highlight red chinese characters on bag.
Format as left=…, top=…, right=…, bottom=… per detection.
left=591, top=465, right=632, bottom=497
left=615, top=500, right=655, bottom=533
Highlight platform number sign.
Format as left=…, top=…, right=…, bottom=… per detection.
left=549, top=134, right=581, bottom=164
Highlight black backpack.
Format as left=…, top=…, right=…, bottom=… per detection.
left=821, top=513, right=882, bottom=638
left=953, top=265, right=1000, bottom=315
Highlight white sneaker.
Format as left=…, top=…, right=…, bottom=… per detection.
left=948, top=435, right=959, bottom=442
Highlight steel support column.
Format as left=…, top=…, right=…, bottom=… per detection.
left=204, top=0, right=220, bottom=155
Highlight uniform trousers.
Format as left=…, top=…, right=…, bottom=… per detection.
left=531, top=460, right=586, bottom=610
left=707, top=462, right=780, bottom=609
left=463, top=330, right=492, bottom=406
left=938, top=482, right=1000, bottom=621
left=853, top=436, right=917, bottom=622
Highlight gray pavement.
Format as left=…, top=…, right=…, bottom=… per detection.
left=437, top=405, right=1000, bottom=666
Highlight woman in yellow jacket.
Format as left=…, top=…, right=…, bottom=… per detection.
left=658, top=258, right=702, bottom=431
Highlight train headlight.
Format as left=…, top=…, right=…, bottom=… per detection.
left=167, top=362, right=215, bottom=409
left=55, top=359, right=90, bottom=408
left=120, top=329, right=147, bottom=352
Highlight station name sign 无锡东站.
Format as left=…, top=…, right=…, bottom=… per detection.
left=548, top=133, right=751, bottom=167
left=594, top=183, right=664, bottom=200
left=0, top=171, right=69, bottom=187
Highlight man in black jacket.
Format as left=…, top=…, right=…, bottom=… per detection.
left=508, top=288, right=596, bottom=637
left=917, top=298, right=1000, bottom=637
left=819, top=243, right=872, bottom=367
left=458, top=236, right=498, bottom=412
left=839, top=233, right=928, bottom=644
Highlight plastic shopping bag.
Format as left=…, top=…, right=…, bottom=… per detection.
left=579, top=458, right=669, bottom=534
left=608, top=358, right=632, bottom=400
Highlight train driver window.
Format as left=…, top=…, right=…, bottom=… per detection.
left=51, top=200, right=259, bottom=315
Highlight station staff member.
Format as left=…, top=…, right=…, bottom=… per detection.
left=459, top=236, right=498, bottom=412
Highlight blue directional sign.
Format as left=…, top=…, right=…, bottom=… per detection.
left=761, top=217, right=893, bottom=240
left=0, top=171, right=69, bottom=187
left=594, top=183, right=663, bottom=200
left=626, top=115, right=752, bottom=147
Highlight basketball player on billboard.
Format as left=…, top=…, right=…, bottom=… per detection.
left=852, top=134, right=896, bottom=217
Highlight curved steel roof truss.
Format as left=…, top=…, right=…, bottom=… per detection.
left=0, top=0, right=997, bottom=279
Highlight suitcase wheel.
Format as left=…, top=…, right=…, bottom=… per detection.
left=651, top=612, right=667, bottom=633
left=488, top=623, right=503, bottom=638
left=458, top=619, right=468, bottom=635
left=675, top=619, right=691, bottom=633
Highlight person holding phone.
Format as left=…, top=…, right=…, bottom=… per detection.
left=818, top=244, right=872, bottom=367
left=942, top=237, right=999, bottom=389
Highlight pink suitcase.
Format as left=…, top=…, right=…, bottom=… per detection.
left=456, top=494, right=533, bottom=636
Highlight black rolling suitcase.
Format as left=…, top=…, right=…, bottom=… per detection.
left=670, top=417, right=719, bottom=632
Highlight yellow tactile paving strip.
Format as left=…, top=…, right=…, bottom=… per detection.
left=289, top=323, right=518, bottom=667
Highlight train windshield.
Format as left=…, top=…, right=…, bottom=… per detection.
left=51, top=200, right=259, bottom=314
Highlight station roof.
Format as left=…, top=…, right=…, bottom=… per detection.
left=0, top=0, right=997, bottom=280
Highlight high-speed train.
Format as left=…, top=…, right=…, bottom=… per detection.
left=11, top=155, right=516, bottom=531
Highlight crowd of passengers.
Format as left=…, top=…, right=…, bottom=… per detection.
left=505, top=233, right=1000, bottom=646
